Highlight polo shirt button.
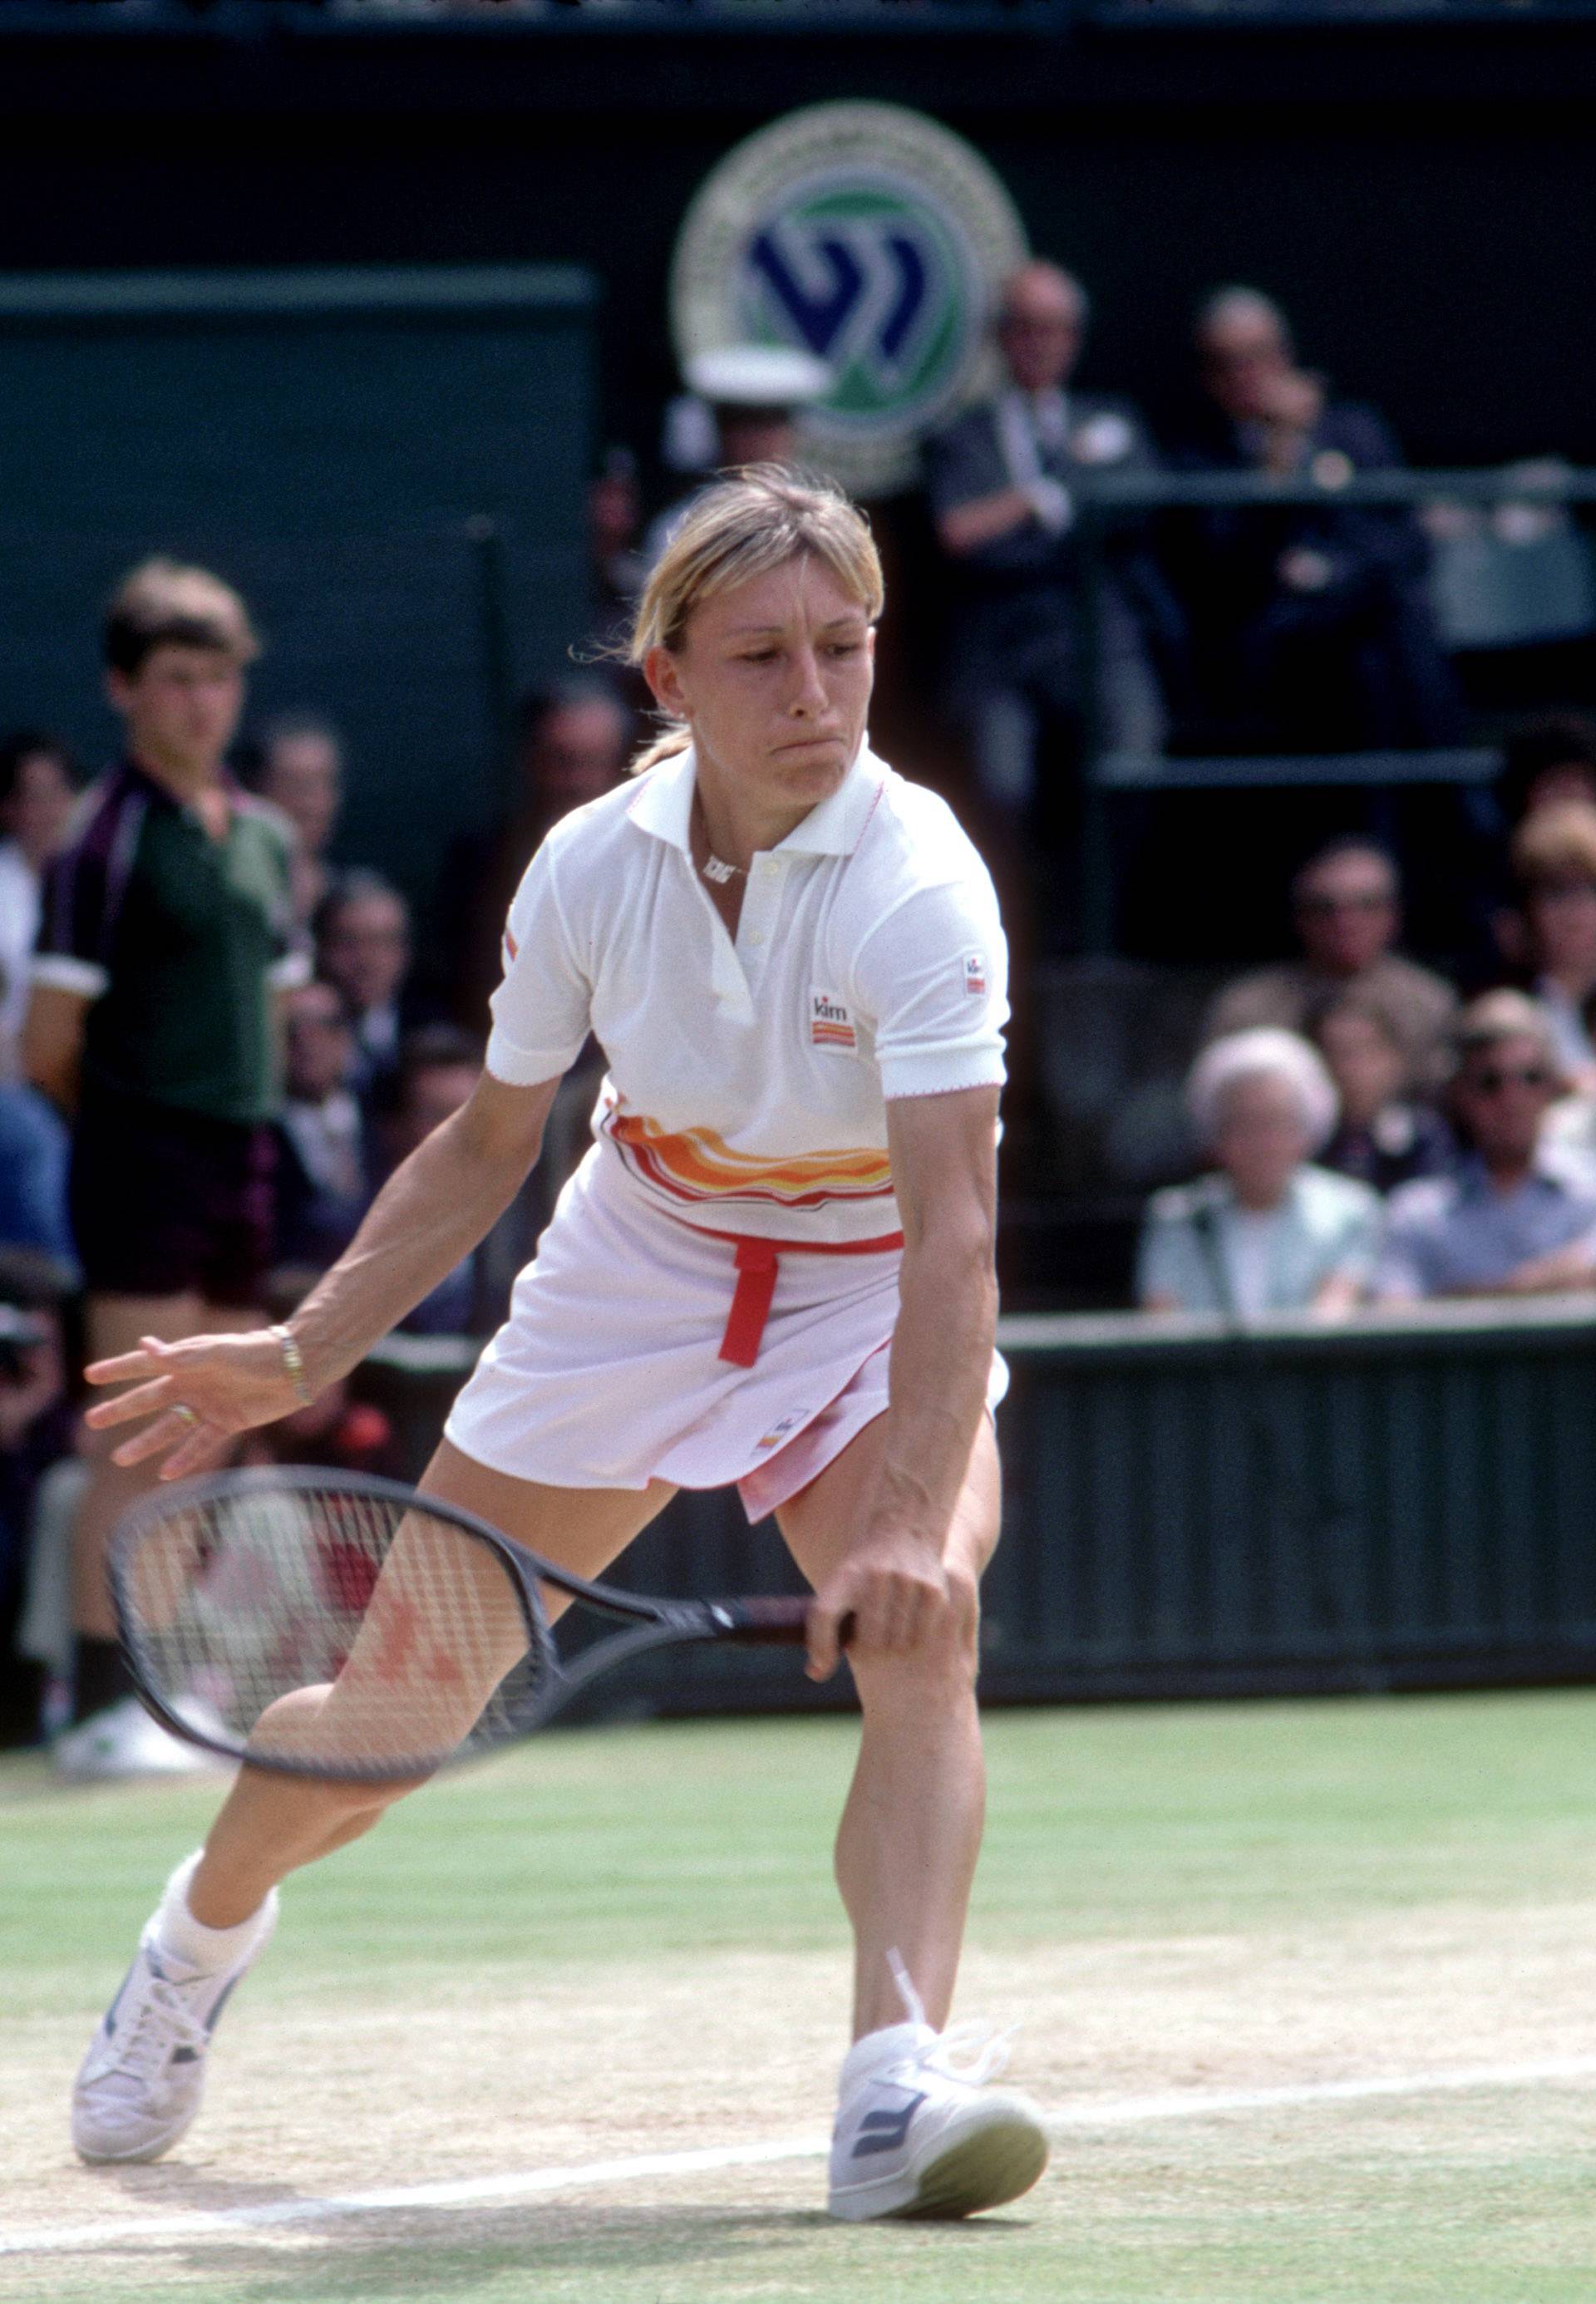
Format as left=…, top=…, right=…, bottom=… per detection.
left=749, top=930, right=766, bottom=946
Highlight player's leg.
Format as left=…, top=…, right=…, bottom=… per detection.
left=778, top=1414, right=1046, bottom=2219
left=776, top=1412, right=998, bottom=2039
left=73, top=1440, right=673, bottom=2163
left=187, top=1440, right=674, bottom=1923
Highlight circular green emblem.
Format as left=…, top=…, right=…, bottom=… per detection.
left=672, top=102, right=1029, bottom=495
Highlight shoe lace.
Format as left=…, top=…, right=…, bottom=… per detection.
left=886, top=1947, right=1016, bottom=2088
left=106, top=1971, right=211, bottom=2087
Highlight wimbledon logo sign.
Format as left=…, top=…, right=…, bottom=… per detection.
left=670, top=103, right=1029, bottom=496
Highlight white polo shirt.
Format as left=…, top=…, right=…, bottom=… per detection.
left=485, top=740, right=1007, bottom=1247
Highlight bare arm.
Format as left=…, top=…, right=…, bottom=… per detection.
left=22, top=982, right=90, bottom=1114
left=1441, top=1238, right=1596, bottom=1299
left=84, top=1069, right=560, bottom=1478
left=806, top=1085, right=999, bottom=1676
left=937, top=488, right=1047, bottom=557
left=1310, top=1272, right=1366, bottom=1317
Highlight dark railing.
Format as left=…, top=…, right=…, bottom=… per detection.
left=354, top=1297, right=1596, bottom=1714
left=1071, top=462, right=1596, bottom=953
left=9, top=0, right=1596, bottom=27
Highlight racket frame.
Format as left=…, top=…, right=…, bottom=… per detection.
left=108, top=1465, right=815, bottom=1779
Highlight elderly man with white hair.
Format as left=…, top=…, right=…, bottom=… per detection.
left=1137, top=1028, right=1383, bottom=1318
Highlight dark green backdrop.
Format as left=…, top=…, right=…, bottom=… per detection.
left=0, top=266, right=597, bottom=903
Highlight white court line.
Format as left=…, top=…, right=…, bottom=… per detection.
left=7, top=2053, right=1596, bottom=2260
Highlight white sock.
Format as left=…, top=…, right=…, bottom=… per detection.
left=150, top=1851, right=274, bottom=1976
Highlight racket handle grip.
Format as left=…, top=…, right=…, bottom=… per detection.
left=720, top=1597, right=855, bottom=1649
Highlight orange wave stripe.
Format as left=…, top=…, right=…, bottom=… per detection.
left=607, top=1111, right=893, bottom=1210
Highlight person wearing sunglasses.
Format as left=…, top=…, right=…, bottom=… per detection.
left=1375, top=991, right=1596, bottom=1302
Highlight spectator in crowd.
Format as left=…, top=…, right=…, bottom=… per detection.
left=368, top=1026, right=514, bottom=1336
left=438, top=679, right=632, bottom=1030
left=273, top=979, right=371, bottom=1272
left=22, top=559, right=305, bottom=1774
left=1204, top=837, right=1458, bottom=1091
left=924, top=259, right=1167, bottom=839
left=1496, top=712, right=1596, bottom=830
left=1163, top=286, right=1461, bottom=756
left=1495, top=804, right=1596, bottom=1088
left=0, top=1251, right=72, bottom=1745
left=313, top=870, right=416, bottom=1096
left=1377, top=991, right=1596, bottom=1302
left=0, top=734, right=80, bottom=1267
left=0, top=731, right=79, bottom=1067
left=589, top=444, right=649, bottom=630
left=643, top=346, right=832, bottom=572
left=1308, top=988, right=1455, bottom=1195
left=254, top=713, right=345, bottom=925
left=1138, top=1028, right=1382, bottom=1317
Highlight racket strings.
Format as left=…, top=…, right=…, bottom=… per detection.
left=122, top=1483, right=548, bottom=1780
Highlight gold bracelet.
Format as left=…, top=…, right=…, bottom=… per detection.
left=270, top=1323, right=313, bottom=1406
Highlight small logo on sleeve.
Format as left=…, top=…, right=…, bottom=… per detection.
left=963, top=953, right=988, bottom=997
left=810, top=989, right=857, bottom=1051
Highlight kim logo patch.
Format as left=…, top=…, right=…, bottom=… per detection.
left=810, top=988, right=857, bottom=1051
left=963, top=952, right=988, bottom=997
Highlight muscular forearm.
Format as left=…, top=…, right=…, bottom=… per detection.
left=288, top=1110, right=538, bottom=1388
left=867, top=1229, right=997, bottom=1557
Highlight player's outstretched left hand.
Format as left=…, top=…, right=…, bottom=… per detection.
left=806, top=1531, right=950, bottom=1681
left=83, top=1329, right=305, bottom=1482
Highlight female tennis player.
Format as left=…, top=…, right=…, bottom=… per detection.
left=70, top=466, right=1048, bottom=2222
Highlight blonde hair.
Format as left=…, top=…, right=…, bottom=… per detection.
left=104, top=558, right=260, bottom=676
left=625, top=465, right=883, bottom=775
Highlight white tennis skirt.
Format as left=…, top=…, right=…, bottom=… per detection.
left=445, top=1151, right=1007, bottom=1522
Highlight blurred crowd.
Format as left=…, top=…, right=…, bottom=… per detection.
left=1, top=258, right=1594, bottom=1763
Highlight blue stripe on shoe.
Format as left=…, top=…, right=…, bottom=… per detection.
left=851, top=2092, right=925, bottom=2158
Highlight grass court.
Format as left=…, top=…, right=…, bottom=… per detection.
left=5, top=1689, right=1596, bottom=2302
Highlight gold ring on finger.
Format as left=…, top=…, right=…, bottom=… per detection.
left=171, top=1405, right=199, bottom=1430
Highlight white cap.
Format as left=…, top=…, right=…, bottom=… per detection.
left=682, top=344, right=832, bottom=411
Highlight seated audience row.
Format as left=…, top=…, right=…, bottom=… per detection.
left=1140, top=992, right=1596, bottom=1314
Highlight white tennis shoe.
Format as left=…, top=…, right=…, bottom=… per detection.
left=827, top=1955, right=1049, bottom=2221
left=54, top=1694, right=228, bottom=1782
left=71, top=1896, right=278, bottom=2164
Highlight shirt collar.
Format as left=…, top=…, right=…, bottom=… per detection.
left=625, top=739, right=885, bottom=862
left=119, top=756, right=245, bottom=819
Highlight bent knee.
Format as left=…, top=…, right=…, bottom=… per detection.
left=850, top=1576, right=983, bottom=1711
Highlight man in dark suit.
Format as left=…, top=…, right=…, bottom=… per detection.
left=924, top=259, right=1169, bottom=843
left=1165, top=286, right=1461, bottom=756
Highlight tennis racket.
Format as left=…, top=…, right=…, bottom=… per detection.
left=109, top=1466, right=839, bottom=1785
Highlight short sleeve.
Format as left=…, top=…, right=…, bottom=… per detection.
left=1372, top=1190, right=1433, bottom=1302
left=484, top=840, right=594, bottom=1087
left=1135, top=1201, right=1214, bottom=1311
left=31, top=822, right=118, bottom=1000
left=1323, top=1185, right=1383, bottom=1288
left=1136, top=1208, right=1191, bottom=1308
left=850, top=872, right=1007, bottom=1102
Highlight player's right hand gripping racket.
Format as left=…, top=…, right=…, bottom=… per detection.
left=110, top=1467, right=838, bottom=1785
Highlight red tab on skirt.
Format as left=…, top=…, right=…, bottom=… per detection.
left=697, top=1226, right=906, bottom=1368
left=720, top=1238, right=780, bottom=1368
